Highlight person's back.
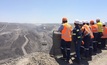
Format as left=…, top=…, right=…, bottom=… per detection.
left=102, top=25, right=107, bottom=38
left=72, top=20, right=82, bottom=63
left=96, top=19, right=103, bottom=49
left=90, top=20, right=98, bottom=52
left=90, top=24, right=98, bottom=33
left=96, top=19, right=103, bottom=33
left=82, top=24, right=91, bottom=36
left=101, top=23, right=107, bottom=49
left=97, top=22, right=103, bottom=32
left=81, top=22, right=92, bottom=58
left=61, top=23, right=72, bottom=41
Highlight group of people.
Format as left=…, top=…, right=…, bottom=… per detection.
left=58, top=17, right=107, bottom=64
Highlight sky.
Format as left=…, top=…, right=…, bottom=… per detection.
left=0, top=0, right=107, bottom=23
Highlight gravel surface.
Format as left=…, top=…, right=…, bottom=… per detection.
left=1, top=50, right=107, bottom=65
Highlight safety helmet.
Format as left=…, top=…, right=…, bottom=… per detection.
left=62, top=17, right=67, bottom=22
left=90, top=20, right=94, bottom=24
left=102, top=22, right=105, bottom=25
left=85, top=20, right=89, bottom=23
left=74, top=19, right=79, bottom=24
left=82, top=20, right=85, bottom=24
left=82, top=20, right=88, bottom=24
left=79, top=21, right=83, bottom=25
left=96, top=19, right=100, bottom=22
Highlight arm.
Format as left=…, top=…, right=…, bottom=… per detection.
left=76, top=28, right=82, bottom=40
left=58, top=25, right=63, bottom=32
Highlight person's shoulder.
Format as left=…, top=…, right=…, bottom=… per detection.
left=67, top=23, right=72, bottom=26
left=105, top=26, right=107, bottom=29
left=96, top=22, right=99, bottom=24
left=93, top=24, right=97, bottom=26
left=60, top=24, right=64, bottom=27
left=83, top=24, right=87, bottom=27
left=62, top=23, right=66, bottom=26
left=97, top=22, right=101, bottom=24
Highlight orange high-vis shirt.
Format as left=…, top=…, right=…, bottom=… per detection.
left=89, top=25, right=94, bottom=39
left=61, top=23, right=72, bottom=41
left=101, top=26, right=107, bottom=38
left=82, top=24, right=94, bottom=38
left=90, top=24, right=98, bottom=33
left=82, top=24, right=90, bottom=36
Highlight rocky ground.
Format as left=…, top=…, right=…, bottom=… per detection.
left=55, top=49, right=107, bottom=65
left=0, top=50, right=107, bottom=65
left=0, top=52, right=59, bottom=65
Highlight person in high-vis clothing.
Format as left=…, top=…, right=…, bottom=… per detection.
left=96, top=19, right=103, bottom=49
left=86, top=21, right=94, bottom=57
left=81, top=21, right=91, bottom=59
left=101, top=22, right=107, bottom=49
left=72, top=20, right=82, bottom=63
left=90, top=20, right=98, bottom=53
left=58, top=17, right=72, bottom=63
left=79, top=21, right=85, bottom=56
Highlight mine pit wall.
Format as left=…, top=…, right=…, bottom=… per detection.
left=25, top=31, right=53, bottom=54
left=0, top=34, right=25, bottom=61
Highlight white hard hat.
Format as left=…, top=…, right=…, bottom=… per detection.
left=79, top=21, right=83, bottom=25
left=85, top=20, right=88, bottom=23
left=74, top=19, right=79, bottom=24
left=82, top=20, right=88, bottom=23
left=102, top=22, right=105, bottom=25
left=82, top=20, right=85, bottom=23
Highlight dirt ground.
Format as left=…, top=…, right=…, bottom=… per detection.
left=55, top=49, right=107, bottom=65
left=1, top=50, right=107, bottom=65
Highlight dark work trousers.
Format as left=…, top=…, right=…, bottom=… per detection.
left=93, top=42, right=97, bottom=52
left=93, top=33, right=98, bottom=52
left=89, top=38, right=93, bottom=56
left=97, top=32, right=103, bottom=49
left=101, top=38, right=107, bottom=48
left=80, top=44, right=84, bottom=56
left=74, top=40, right=81, bottom=61
left=60, top=39, right=71, bottom=61
left=83, top=34, right=91, bottom=58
